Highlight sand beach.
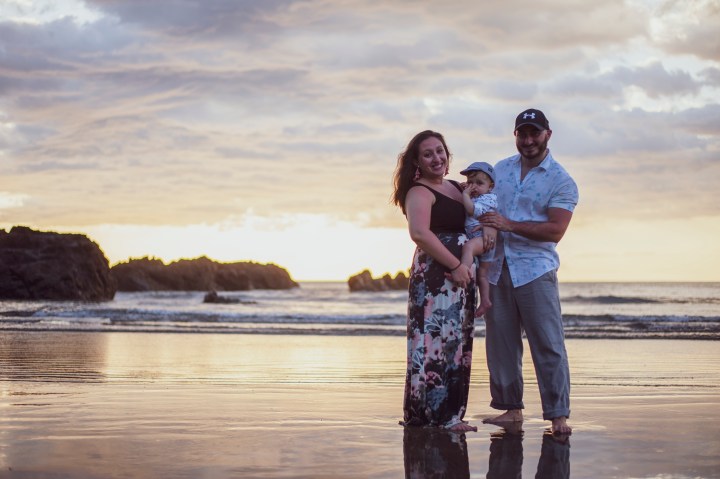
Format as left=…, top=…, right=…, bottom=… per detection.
left=1, top=332, right=719, bottom=478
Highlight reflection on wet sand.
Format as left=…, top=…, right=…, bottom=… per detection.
left=0, top=334, right=716, bottom=477
left=402, top=424, right=571, bottom=479
left=0, top=332, right=107, bottom=382
left=487, top=426, right=523, bottom=479
left=403, top=427, right=470, bottom=479
left=487, top=425, right=570, bottom=479
left=536, top=433, right=570, bottom=479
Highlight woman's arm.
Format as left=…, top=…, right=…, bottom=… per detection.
left=406, top=186, right=472, bottom=287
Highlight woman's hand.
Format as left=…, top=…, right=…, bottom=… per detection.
left=482, top=227, right=497, bottom=252
left=450, top=263, right=472, bottom=289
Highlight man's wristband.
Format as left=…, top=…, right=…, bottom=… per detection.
left=450, top=262, right=462, bottom=272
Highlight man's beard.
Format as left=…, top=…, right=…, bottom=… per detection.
left=518, top=136, right=549, bottom=162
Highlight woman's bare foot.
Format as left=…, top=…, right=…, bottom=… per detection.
left=448, top=422, right=478, bottom=432
left=482, top=409, right=523, bottom=424
left=551, top=416, right=572, bottom=435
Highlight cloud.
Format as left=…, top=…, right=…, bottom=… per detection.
left=85, top=0, right=291, bottom=39
left=0, top=0, right=717, bottom=259
left=0, top=192, right=29, bottom=210
left=608, top=62, right=701, bottom=98
left=650, top=0, right=720, bottom=61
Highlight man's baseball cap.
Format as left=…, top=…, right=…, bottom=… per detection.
left=459, top=161, right=495, bottom=183
left=515, top=108, right=549, bottom=131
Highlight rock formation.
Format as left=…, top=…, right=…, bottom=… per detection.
left=0, top=226, right=116, bottom=301
left=111, top=256, right=298, bottom=291
left=347, top=269, right=408, bottom=292
left=203, top=290, right=257, bottom=304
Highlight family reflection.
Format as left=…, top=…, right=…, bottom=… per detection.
left=534, top=433, right=571, bottom=479
left=403, top=428, right=471, bottom=479
left=402, top=426, right=570, bottom=478
left=486, top=427, right=524, bottom=479
left=487, top=428, right=570, bottom=479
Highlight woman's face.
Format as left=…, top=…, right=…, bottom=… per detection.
left=416, top=137, right=447, bottom=179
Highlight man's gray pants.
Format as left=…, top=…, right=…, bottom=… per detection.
left=484, top=266, right=571, bottom=420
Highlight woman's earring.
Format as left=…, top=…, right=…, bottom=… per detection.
left=413, top=167, right=421, bottom=181
left=445, top=164, right=449, bottom=176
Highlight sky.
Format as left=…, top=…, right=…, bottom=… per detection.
left=1, top=0, right=719, bottom=282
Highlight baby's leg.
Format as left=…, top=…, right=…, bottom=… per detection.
left=461, top=237, right=485, bottom=270
left=475, top=262, right=493, bottom=317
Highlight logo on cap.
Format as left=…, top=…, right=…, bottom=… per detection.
left=515, top=108, right=549, bottom=131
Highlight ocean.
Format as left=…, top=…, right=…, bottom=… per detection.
left=1, top=282, right=718, bottom=339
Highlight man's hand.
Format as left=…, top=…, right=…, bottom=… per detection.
left=479, top=212, right=512, bottom=232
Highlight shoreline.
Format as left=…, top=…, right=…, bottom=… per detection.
left=2, top=326, right=719, bottom=340
left=1, top=332, right=719, bottom=478
left=2, top=282, right=719, bottom=339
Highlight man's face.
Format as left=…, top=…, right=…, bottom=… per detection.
left=515, top=126, right=551, bottom=161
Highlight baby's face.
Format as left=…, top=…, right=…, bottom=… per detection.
left=467, top=172, right=493, bottom=196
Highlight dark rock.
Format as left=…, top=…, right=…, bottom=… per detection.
left=204, top=290, right=238, bottom=303
left=348, top=269, right=408, bottom=292
left=0, top=226, right=116, bottom=301
left=202, top=290, right=257, bottom=304
left=389, top=271, right=409, bottom=290
left=111, top=256, right=298, bottom=291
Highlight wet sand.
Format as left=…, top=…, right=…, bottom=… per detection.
left=1, top=332, right=719, bottom=478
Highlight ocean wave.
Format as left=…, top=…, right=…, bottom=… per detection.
left=20, top=308, right=408, bottom=325
left=563, top=314, right=718, bottom=323
left=564, top=295, right=660, bottom=304
left=2, top=310, right=719, bottom=339
left=563, top=295, right=720, bottom=305
left=2, top=282, right=719, bottom=339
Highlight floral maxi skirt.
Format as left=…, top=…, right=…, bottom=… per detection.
left=401, top=232, right=477, bottom=429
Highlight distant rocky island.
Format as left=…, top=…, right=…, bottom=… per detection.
left=112, top=256, right=298, bottom=292
left=348, top=269, right=408, bottom=292
left=0, top=226, right=298, bottom=301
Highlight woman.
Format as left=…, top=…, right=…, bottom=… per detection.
left=392, top=130, right=478, bottom=432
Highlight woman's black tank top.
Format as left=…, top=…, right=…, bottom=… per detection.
left=412, top=181, right=466, bottom=234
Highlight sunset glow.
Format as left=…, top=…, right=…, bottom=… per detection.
left=1, top=0, right=718, bottom=281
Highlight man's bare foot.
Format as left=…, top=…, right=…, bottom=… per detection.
left=543, top=429, right=570, bottom=444
left=482, top=409, right=523, bottom=424
left=551, top=416, right=572, bottom=435
left=448, top=422, right=478, bottom=432
left=492, top=421, right=524, bottom=437
left=475, top=302, right=492, bottom=318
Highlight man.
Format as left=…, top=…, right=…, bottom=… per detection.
left=479, top=108, right=578, bottom=436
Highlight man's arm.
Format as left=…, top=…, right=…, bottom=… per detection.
left=479, top=207, right=573, bottom=243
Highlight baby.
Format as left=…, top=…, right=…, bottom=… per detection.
left=459, top=161, right=498, bottom=317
